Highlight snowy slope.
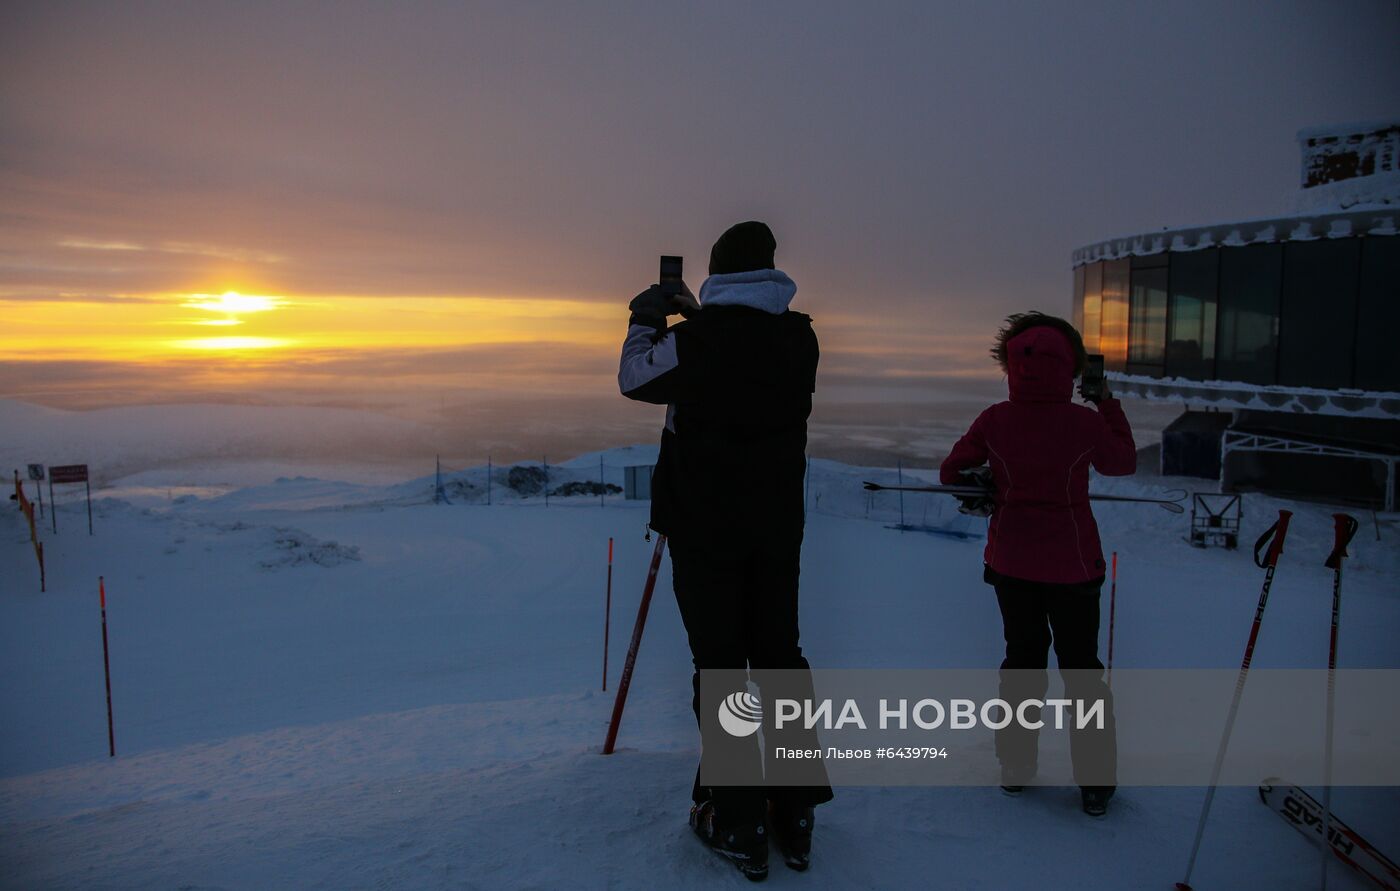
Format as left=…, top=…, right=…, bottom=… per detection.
left=0, top=399, right=435, bottom=487
left=1, top=449, right=1397, bottom=889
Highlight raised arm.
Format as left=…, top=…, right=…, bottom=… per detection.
left=618, top=285, right=688, bottom=405
left=618, top=322, right=681, bottom=405
left=1090, top=397, right=1137, bottom=476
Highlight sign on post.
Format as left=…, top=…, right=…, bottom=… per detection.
left=48, top=464, right=94, bottom=535
left=27, top=464, right=45, bottom=518
left=49, top=464, right=88, bottom=484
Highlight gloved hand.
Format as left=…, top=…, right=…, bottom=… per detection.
left=670, top=281, right=701, bottom=319
left=955, top=466, right=995, bottom=517
left=629, top=285, right=673, bottom=333
left=629, top=282, right=700, bottom=333
left=1077, top=379, right=1113, bottom=405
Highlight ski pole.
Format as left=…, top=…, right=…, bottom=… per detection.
left=602, top=535, right=667, bottom=755
left=603, top=537, right=614, bottom=691
left=99, top=576, right=116, bottom=758
left=896, top=459, right=905, bottom=528
left=1320, top=514, right=1359, bottom=891
left=862, top=481, right=1188, bottom=513
left=1107, top=551, right=1117, bottom=690
left=1177, top=509, right=1292, bottom=891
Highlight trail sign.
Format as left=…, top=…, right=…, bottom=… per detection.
left=48, top=463, right=94, bottom=534
left=26, top=464, right=46, bottom=519
left=50, top=464, right=89, bottom=484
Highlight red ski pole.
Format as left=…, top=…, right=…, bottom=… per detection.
left=99, top=576, right=116, bottom=758
left=602, top=535, right=666, bottom=755
left=603, top=537, right=614, bottom=691
left=1177, top=509, right=1292, bottom=891
left=1320, top=514, right=1359, bottom=891
left=1107, top=551, right=1118, bottom=689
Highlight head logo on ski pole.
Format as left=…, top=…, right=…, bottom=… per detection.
left=1177, top=509, right=1292, bottom=891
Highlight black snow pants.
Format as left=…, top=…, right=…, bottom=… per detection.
left=990, top=568, right=1117, bottom=789
left=670, top=534, right=834, bottom=827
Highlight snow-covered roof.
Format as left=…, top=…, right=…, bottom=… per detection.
left=1296, top=120, right=1399, bottom=142
left=1072, top=207, right=1398, bottom=267
left=1076, top=120, right=1399, bottom=266
left=1106, top=371, right=1400, bottom=420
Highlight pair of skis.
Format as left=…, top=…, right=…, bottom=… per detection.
left=861, top=481, right=1188, bottom=513
left=1259, top=778, right=1399, bottom=891
left=1177, top=513, right=1395, bottom=891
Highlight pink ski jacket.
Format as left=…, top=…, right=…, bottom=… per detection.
left=940, top=326, right=1137, bottom=584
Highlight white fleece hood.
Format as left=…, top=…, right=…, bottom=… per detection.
left=698, top=268, right=796, bottom=315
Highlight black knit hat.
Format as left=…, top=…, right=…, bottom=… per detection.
left=708, top=221, right=776, bottom=275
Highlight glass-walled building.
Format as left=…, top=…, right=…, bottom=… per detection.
left=1072, top=225, right=1399, bottom=392
left=1069, top=121, right=1399, bottom=511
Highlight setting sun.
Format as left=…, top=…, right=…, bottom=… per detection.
left=170, top=335, right=293, bottom=351
left=181, top=291, right=285, bottom=315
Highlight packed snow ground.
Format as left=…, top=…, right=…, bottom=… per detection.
left=2, top=444, right=1398, bottom=890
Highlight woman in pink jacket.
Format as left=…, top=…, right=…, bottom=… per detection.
left=940, top=312, right=1136, bottom=817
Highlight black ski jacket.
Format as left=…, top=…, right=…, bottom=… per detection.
left=618, top=269, right=818, bottom=549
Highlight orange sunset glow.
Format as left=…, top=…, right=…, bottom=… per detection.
left=6, top=285, right=620, bottom=362
left=3, top=2, right=1392, bottom=453
left=2, top=232, right=999, bottom=410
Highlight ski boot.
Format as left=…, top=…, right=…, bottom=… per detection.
left=769, top=802, right=815, bottom=872
left=1081, top=786, right=1115, bottom=817
left=1000, top=763, right=1037, bottom=796
left=690, top=801, right=768, bottom=882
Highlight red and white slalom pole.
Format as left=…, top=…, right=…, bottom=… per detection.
left=1320, top=513, right=1359, bottom=891
left=1177, top=509, right=1292, bottom=891
left=603, top=537, right=614, bottom=691
left=99, top=576, right=116, bottom=758
left=1107, top=551, right=1118, bottom=689
left=602, top=535, right=667, bottom=755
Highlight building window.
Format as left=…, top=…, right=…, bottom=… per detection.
left=1080, top=262, right=1102, bottom=354
left=1216, top=244, right=1281, bottom=386
left=1355, top=235, right=1400, bottom=392
left=1279, top=239, right=1361, bottom=389
left=1072, top=265, right=1085, bottom=334
left=1166, top=250, right=1219, bottom=381
left=1100, top=259, right=1130, bottom=371
left=1127, top=255, right=1168, bottom=375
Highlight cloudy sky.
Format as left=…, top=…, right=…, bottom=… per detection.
left=2, top=1, right=1398, bottom=422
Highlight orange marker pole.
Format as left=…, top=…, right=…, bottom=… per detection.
left=99, top=577, right=115, bottom=757
left=603, top=537, right=614, bottom=691
left=1107, top=551, right=1118, bottom=689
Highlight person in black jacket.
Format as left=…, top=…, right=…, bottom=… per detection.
left=619, top=221, right=832, bottom=879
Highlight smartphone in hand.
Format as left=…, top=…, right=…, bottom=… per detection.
left=659, top=255, right=683, bottom=296
left=1080, top=354, right=1106, bottom=402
